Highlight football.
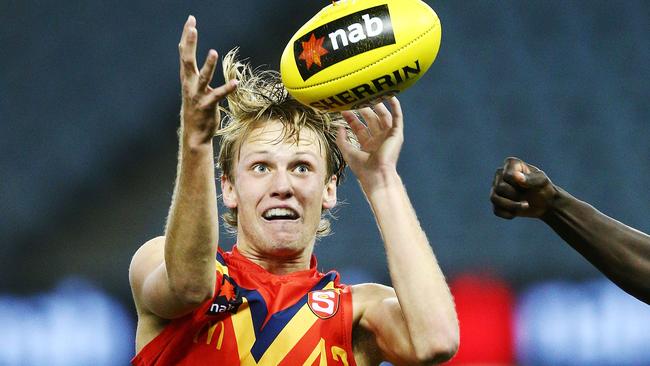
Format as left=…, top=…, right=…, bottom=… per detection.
left=280, top=0, right=442, bottom=112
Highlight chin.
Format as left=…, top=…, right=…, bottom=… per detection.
left=241, top=220, right=317, bottom=255
left=268, top=233, right=305, bottom=251
left=263, top=229, right=319, bottom=257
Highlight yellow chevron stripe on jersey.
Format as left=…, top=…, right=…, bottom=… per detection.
left=216, top=259, right=229, bottom=276
left=230, top=297, right=257, bottom=365
left=257, top=303, right=318, bottom=364
left=256, top=281, right=336, bottom=364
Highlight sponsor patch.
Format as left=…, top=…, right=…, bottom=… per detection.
left=294, top=4, right=395, bottom=81
left=207, top=274, right=243, bottom=315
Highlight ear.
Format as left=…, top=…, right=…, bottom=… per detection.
left=221, top=175, right=238, bottom=209
left=322, top=175, right=337, bottom=210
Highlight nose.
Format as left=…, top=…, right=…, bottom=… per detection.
left=270, top=169, right=294, bottom=199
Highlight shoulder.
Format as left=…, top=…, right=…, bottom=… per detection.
left=129, top=236, right=166, bottom=299
left=132, top=236, right=166, bottom=261
left=350, top=283, right=396, bottom=322
left=351, top=283, right=395, bottom=305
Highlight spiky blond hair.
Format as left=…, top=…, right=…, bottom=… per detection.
left=216, top=48, right=356, bottom=237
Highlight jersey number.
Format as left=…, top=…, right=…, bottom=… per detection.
left=304, top=338, right=349, bottom=366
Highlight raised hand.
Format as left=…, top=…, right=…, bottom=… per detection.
left=335, top=97, right=404, bottom=192
left=178, top=15, right=237, bottom=146
left=490, top=157, right=558, bottom=219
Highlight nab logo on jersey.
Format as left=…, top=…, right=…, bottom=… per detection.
left=294, top=4, right=395, bottom=81
left=207, top=275, right=243, bottom=315
left=307, top=290, right=340, bottom=319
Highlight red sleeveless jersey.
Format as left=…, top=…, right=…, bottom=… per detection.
left=132, top=247, right=356, bottom=366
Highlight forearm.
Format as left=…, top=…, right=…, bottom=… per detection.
left=364, top=171, right=458, bottom=360
left=164, top=133, right=219, bottom=304
left=543, top=187, right=650, bottom=303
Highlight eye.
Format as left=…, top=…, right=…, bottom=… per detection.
left=252, top=163, right=269, bottom=173
left=294, top=163, right=310, bottom=174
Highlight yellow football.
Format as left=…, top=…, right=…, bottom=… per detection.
left=280, top=0, right=442, bottom=112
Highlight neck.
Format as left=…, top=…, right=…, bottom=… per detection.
left=236, top=241, right=314, bottom=275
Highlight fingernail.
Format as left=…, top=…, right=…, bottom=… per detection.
left=521, top=201, right=529, bottom=209
left=516, top=171, right=526, bottom=181
left=231, top=79, right=239, bottom=86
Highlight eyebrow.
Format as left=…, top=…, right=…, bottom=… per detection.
left=242, top=150, right=320, bottom=159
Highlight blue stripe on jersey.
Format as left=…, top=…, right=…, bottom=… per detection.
left=238, top=287, right=268, bottom=334
left=216, top=251, right=226, bottom=267
left=249, top=271, right=338, bottom=362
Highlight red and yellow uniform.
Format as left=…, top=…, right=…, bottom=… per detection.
left=132, top=246, right=356, bottom=366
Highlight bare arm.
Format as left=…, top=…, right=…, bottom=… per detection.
left=337, top=98, right=459, bottom=365
left=491, top=157, right=650, bottom=304
left=130, top=16, right=237, bottom=320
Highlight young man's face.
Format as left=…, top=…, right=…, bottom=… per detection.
left=222, top=120, right=337, bottom=256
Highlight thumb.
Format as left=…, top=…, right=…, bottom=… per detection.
left=502, top=157, right=528, bottom=187
left=520, top=170, right=549, bottom=189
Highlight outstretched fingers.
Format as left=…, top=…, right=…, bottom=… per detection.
left=342, top=111, right=371, bottom=147
left=199, top=79, right=239, bottom=110
left=335, top=125, right=363, bottom=164
left=358, top=107, right=382, bottom=138
left=179, top=16, right=199, bottom=81
left=197, top=50, right=219, bottom=92
left=373, top=102, right=392, bottom=130
left=386, top=97, right=403, bottom=132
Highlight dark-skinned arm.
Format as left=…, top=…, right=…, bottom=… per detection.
left=491, top=157, right=650, bottom=304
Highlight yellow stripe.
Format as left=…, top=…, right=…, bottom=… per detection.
left=257, top=281, right=336, bottom=364
left=230, top=297, right=258, bottom=366
left=215, top=260, right=229, bottom=276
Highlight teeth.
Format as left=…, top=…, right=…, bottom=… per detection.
left=263, top=208, right=298, bottom=220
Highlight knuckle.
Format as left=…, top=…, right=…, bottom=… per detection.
left=197, top=102, right=210, bottom=111
left=198, top=74, right=209, bottom=86
left=182, top=58, right=194, bottom=68
left=502, top=171, right=517, bottom=183
left=495, top=182, right=512, bottom=194
left=182, top=83, right=193, bottom=96
left=190, top=95, right=202, bottom=106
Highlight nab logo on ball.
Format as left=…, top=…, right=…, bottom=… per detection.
left=307, top=290, right=340, bottom=319
left=293, top=4, right=395, bottom=81
left=281, top=0, right=442, bottom=111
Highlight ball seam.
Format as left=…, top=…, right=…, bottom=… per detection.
left=286, top=24, right=438, bottom=91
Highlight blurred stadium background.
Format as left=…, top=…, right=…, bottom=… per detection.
left=1, top=1, right=649, bottom=365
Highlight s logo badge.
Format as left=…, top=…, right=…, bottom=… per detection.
left=308, top=290, right=340, bottom=319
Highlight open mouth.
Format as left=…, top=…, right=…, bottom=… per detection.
left=262, top=207, right=300, bottom=221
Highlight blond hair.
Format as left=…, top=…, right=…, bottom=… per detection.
left=216, top=48, right=356, bottom=237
